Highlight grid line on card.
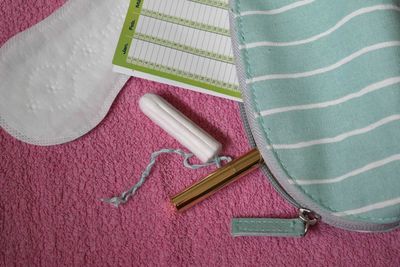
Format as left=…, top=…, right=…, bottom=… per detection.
left=140, top=9, right=230, bottom=36
left=133, top=33, right=234, bottom=64
left=188, top=0, right=229, bottom=9
left=128, top=40, right=236, bottom=85
left=127, top=56, right=239, bottom=91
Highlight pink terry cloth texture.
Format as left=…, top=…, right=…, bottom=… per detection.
left=1, top=1, right=400, bottom=266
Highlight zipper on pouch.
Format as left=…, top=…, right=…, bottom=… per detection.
left=235, top=104, right=320, bottom=237
left=232, top=153, right=321, bottom=237
left=231, top=165, right=320, bottom=237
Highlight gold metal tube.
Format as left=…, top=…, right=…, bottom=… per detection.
left=171, top=148, right=263, bottom=212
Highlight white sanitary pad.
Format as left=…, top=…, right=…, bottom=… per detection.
left=0, top=0, right=130, bottom=145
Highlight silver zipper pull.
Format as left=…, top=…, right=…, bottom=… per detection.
left=299, top=208, right=320, bottom=235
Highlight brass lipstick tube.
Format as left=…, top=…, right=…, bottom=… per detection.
left=171, top=148, right=263, bottom=212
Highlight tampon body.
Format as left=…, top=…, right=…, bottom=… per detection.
left=139, top=93, right=222, bottom=163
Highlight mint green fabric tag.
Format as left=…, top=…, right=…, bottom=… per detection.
left=232, top=218, right=305, bottom=237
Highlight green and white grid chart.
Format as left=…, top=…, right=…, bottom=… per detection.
left=113, top=0, right=241, bottom=101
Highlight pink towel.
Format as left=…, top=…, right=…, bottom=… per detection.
left=1, top=1, right=399, bottom=266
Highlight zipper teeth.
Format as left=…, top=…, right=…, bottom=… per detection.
left=240, top=103, right=399, bottom=232
left=260, top=165, right=300, bottom=208
left=238, top=104, right=300, bottom=208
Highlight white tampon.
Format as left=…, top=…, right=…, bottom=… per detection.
left=139, top=93, right=222, bottom=163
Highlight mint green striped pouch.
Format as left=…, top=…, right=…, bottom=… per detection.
left=229, top=0, right=400, bottom=235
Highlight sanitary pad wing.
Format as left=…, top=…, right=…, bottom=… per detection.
left=0, top=0, right=130, bottom=145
